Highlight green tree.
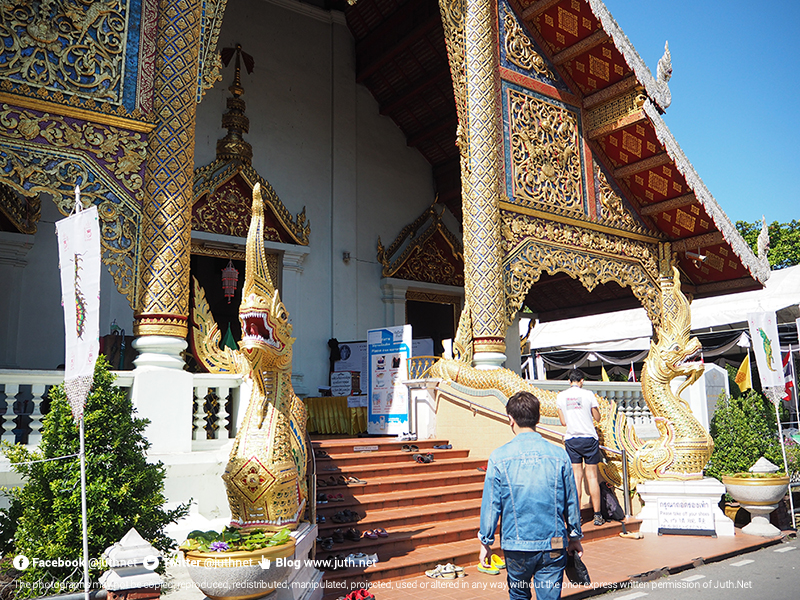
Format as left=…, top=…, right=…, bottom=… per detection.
left=736, top=219, right=800, bottom=270
left=705, top=389, right=784, bottom=482
left=1, top=358, right=189, bottom=597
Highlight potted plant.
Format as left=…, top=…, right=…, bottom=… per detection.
left=179, top=528, right=297, bottom=599
left=722, top=457, right=789, bottom=537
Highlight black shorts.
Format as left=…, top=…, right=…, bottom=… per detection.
left=564, top=437, right=602, bottom=465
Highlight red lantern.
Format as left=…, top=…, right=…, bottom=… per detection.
left=221, top=260, right=239, bottom=303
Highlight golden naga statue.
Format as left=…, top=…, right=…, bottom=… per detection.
left=191, top=183, right=309, bottom=530
left=430, top=267, right=712, bottom=487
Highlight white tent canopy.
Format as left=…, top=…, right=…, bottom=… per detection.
left=526, top=265, right=800, bottom=351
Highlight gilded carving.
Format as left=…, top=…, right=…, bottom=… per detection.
left=0, top=181, right=40, bottom=234
left=502, top=10, right=554, bottom=79
left=197, top=0, right=228, bottom=101
left=377, top=204, right=463, bottom=286
left=509, top=89, right=583, bottom=213
left=584, top=87, right=646, bottom=133
left=136, top=0, right=202, bottom=337
left=0, top=140, right=140, bottom=303
left=595, top=163, right=641, bottom=231
left=460, top=0, right=507, bottom=353
left=500, top=210, right=661, bottom=325
left=0, top=0, right=129, bottom=103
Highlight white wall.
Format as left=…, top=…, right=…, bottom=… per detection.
left=10, top=199, right=134, bottom=369
left=194, top=0, right=435, bottom=394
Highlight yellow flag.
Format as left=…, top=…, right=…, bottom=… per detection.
left=601, top=366, right=610, bottom=382
left=734, top=355, right=752, bottom=392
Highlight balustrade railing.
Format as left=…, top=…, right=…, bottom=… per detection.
left=0, top=370, right=241, bottom=451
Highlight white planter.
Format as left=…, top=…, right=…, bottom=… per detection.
left=722, top=475, right=789, bottom=537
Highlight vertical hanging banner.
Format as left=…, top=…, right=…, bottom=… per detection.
left=747, top=311, right=783, bottom=395
left=367, top=325, right=411, bottom=435
left=56, top=196, right=101, bottom=421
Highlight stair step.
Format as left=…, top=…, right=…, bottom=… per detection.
left=318, top=497, right=482, bottom=534
left=316, top=456, right=486, bottom=479
left=316, top=481, right=484, bottom=516
left=315, top=468, right=486, bottom=499
left=313, top=438, right=451, bottom=454
left=315, top=447, right=470, bottom=467
left=319, top=518, right=642, bottom=586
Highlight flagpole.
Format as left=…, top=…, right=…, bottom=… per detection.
left=79, top=416, right=89, bottom=600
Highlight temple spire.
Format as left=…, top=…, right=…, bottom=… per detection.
left=216, top=44, right=255, bottom=164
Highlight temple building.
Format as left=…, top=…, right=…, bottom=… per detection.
left=0, top=0, right=776, bottom=582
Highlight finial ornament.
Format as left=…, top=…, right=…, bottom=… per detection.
left=757, top=216, right=770, bottom=266
left=655, top=41, right=673, bottom=109
left=216, top=45, right=256, bottom=163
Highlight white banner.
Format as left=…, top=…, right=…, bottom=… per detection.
left=747, top=311, right=784, bottom=390
left=367, top=325, right=411, bottom=435
left=56, top=199, right=101, bottom=420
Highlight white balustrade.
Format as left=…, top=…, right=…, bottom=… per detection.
left=0, top=369, right=241, bottom=452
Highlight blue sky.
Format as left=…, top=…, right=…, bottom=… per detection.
left=603, top=0, right=799, bottom=225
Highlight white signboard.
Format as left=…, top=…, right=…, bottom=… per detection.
left=657, top=497, right=716, bottom=536
left=367, top=325, right=411, bottom=435
left=747, top=311, right=784, bottom=389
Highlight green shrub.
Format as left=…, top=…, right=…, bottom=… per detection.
left=1, top=357, right=189, bottom=597
left=706, top=389, right=784, bottom=482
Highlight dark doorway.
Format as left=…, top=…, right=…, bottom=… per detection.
left=190, top=254, right=244, bottom=359
left=406, top=300, right=456, bottom=356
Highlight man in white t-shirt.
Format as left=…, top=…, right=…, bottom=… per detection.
left=556, top=369, right=604, bottom=526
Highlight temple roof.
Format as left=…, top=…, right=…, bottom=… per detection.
left=342, top=0, right=767, bottom=302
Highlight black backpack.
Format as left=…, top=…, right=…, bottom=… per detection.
left=600, top=481, right=625, bottom=521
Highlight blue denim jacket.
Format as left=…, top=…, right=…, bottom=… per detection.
left=478, top=431, right=582, bottom=551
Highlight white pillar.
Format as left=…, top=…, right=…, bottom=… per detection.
left=131, top=336, right=193, bottom=454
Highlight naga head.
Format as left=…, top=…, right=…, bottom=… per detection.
left=650, top=267, right=704, bottom=395
left=238, top=183, right=294, bottom=374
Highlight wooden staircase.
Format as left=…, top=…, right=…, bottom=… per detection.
left=312, top=437, right=640, bottom=591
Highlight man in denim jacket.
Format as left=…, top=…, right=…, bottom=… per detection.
left=478, top=391, right=583, bottom=600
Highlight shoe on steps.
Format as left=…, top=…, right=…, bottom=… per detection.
left=425, top=564, right=457, bottom=579
left=491, top=554, right=506, bottom=570
left=477, top=561, right=500, bottom=575
left=593, top=513, right=605, bottom=526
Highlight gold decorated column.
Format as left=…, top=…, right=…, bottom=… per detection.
left=134, top=0, right=202, bottom=345
left=462, top=0, right=506, bottom=365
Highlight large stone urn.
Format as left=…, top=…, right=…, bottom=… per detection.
left=184, top=539, right=297, bottom=600
left=722, top=457, right=789, bottom=537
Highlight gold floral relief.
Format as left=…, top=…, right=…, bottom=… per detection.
left=503, top=11, right=554, bottom=79
left=509, top=89, right=583, bottom=213
left=0, top=141, right=140, bottom=304
left=0, top=181, right=40, bottom=233
left=0, top=104, right=147, bottom=198
left=500, top=210, right=660, bottom=325
left=0, top=0, right=128, bottom=103
left=595, top=163, right=640, bottom=230
left=398, top=242, right=464, bottom=287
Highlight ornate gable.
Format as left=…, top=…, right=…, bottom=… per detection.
left=377, top=204, right=464, bottom=287
left=192, top=46, right=309, bottom=246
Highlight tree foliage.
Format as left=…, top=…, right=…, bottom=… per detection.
left=706, top=390, right=784, bottom=483
left=736, top=219, right=800, bottom=270
left=1, top=358, right=189, bottom=597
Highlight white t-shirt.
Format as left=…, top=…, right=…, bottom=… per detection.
left=556, top=385, right=599, bottom=440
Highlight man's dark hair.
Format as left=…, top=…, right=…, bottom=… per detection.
left=567, top=368, right=585, bottom=383
left=507, top=391, right=540, bottom=429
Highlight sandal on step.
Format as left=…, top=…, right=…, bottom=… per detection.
left=374, top=528, right=388, bottom=538
left=477, top=561, right=500, bottom=575
left=346, top=476, right=367, bottom=485
left=364, top=529, right=378, bottom=540
left=414, top=453, right=434, bottom=464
